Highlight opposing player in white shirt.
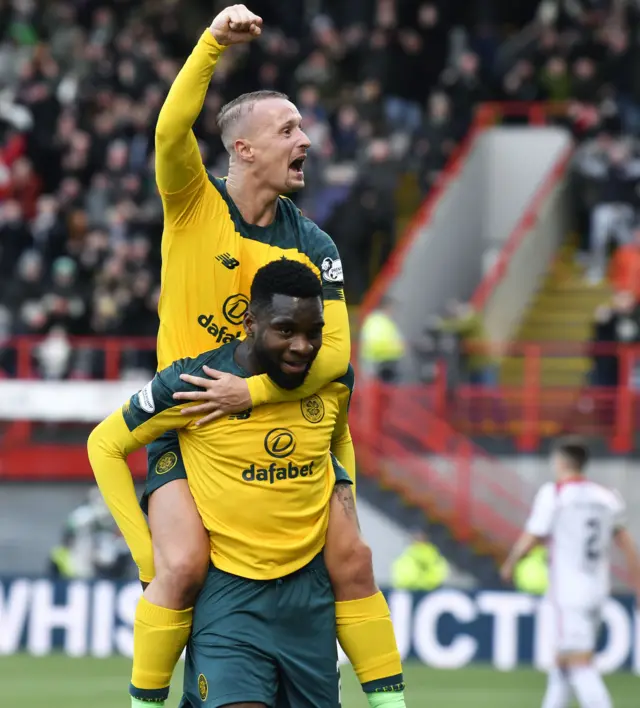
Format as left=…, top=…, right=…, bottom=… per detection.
left=501, top=437, right=640, bottom=708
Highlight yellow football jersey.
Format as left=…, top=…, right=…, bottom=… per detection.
left=114, top=342, right=354, bottom=580
left=157, top=175, right=346, bottom=372
left=154, top=30, right=350, bottom=409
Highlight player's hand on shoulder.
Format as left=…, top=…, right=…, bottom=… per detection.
left=209, top=4, right=262, bottom=46
left=173, top=365, right=252, bottom=426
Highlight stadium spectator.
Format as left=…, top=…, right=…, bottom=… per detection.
left=391, top=530, right=449, bottom=591
left=440, top=51, right=488, bottom=128
left=359, top=296, right=406, bottom=382
left=591, top=302, right=621, bottom=388
left=437, top=299, right=497, bottom=387
left=590, top=290, right=640, bottom=388
left=412, top=91, right=461, bottom=196
left=609, top=224, right=640, bottom=301
left=572, top=137, right=640, bottom=282
left=48, top=488, right=131, bottom=580
left=4, top=0, right=640, bottom=377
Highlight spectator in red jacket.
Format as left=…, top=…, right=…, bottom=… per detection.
left=610, top=226, right=640, bottom=302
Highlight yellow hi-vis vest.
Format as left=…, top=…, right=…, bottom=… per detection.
left=360, top=311, right=405, bottom=364
left=514, top=547, right=548, bottom=595
left=391, top=542, right=449, bottom=591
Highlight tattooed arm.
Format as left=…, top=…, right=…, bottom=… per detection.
left=332, top=479, right=359, bottom=529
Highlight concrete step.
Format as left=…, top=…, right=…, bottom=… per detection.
left=502, top=356, right=591, bottom=373
left=501, top=371, right=587, bottom=387
left=518, top=323, right=593, bottom=341
left=531, top=292, right=610, bottom=308
left=501, top=356, right=591, bottom=387
left=522, top=310, right=598, bottom=324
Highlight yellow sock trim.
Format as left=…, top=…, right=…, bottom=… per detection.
left=335, top=591, right=403, bottom=687
left=131, top=597, right=193, bottom=691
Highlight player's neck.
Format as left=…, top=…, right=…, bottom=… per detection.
left=558, top=471, right=584, bottom=483
left=233, top=339, right=262, bottom=377
left=226, top=172, right=278, bottom=227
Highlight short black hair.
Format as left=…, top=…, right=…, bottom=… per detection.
left=250, top=259, right=323, bottom=312
left=552, top=436, right=590, bottom=472
left=216, top=90, right=290, bottom=152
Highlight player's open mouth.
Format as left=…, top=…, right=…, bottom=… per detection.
left=281, top=360, right=308, bottom=374
left=289, top=157, right=305, bottom=176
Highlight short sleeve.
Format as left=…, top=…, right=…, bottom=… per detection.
left=303, top=219, right=345, bottom=302
left=525, top=483, right=556, bottom=538
left=122, top=362, right=185, bottom=434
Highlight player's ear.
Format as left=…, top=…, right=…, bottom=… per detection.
left=234, top=138, right=254, bottom=163
left=244, top=309, right=256, bottom=337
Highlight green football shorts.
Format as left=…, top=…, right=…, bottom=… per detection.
left=177, top=554, right=341, bottom=708
left=141, top=430, right=352, bottom=513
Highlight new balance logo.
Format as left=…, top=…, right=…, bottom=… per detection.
left=217, top=253, right=240, bottom=269
left=230, top=408, right=252, bottom=420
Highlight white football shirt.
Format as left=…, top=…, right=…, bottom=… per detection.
left=525, top=478, right=626, bottom=608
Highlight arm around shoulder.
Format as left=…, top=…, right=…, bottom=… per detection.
left=87, top=410, right=155, bottom=582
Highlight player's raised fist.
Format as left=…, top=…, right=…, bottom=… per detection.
left=209, top=4, right=262, bottom=46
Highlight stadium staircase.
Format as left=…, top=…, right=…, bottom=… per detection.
left=493, top=243, right=613, bottom=439
left=502, top=244, right=611, bottom=388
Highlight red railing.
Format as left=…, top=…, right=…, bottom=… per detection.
left=355, top=341, right=640, bottom=454
left=0, top=337, right=637, bottom=434
left=349, top=376, right=533, bottom=548
left=0, top=336, right=156, bottom=479
left=0, top=335, right=157, bottom=380
left=0, top=336, right=635, bottom=583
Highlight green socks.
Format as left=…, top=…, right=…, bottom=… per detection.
left=131, top=699, right=164, bottom=708
left=367, top=691, right=407, bottom=708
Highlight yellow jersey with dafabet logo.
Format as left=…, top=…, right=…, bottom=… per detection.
left=157, top=175, right=346, bottom=373
left=119, top=340, right=354, bottom=580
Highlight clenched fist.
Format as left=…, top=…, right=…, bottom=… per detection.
left=209, top=4, right=262, bottom=46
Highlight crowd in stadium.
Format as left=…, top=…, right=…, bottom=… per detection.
left=2, top=0, right=640, bottom=378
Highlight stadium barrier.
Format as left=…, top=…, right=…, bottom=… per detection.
left=1, top=577, right=639, bottom=674
left=0, top=339, right=638, bottom=481
left=352, top=342, right=640, bottom=455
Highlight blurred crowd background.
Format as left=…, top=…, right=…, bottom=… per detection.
left=2, top=0, right=640, bottom=380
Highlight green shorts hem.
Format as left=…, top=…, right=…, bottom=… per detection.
left=141, top=431, right=187, bottom=514
left=205, top=692, right=272, bottom=708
